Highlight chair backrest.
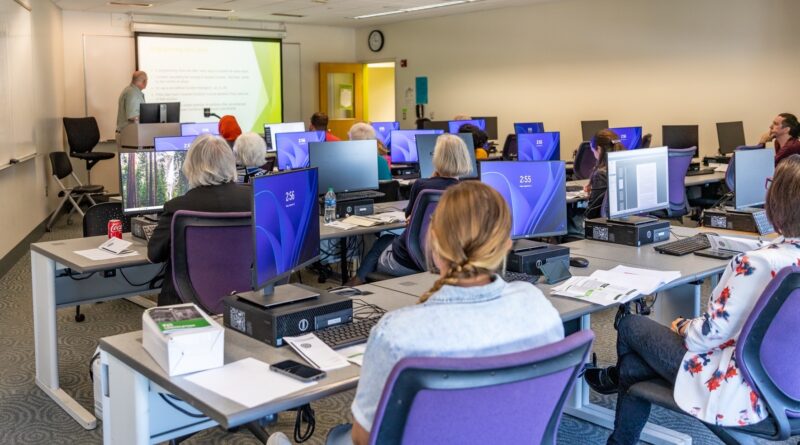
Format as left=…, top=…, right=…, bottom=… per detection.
left=404, top=189, right=444, bottom=271
left=573, top=142, right=596, bottom=180
left=666, top=147, right=696, bottom=216
left=369, top=330, right=595, bottom=445
left=502, top=134, right=518, bottom=160
left=640, top=133, right=652, bottom=148
left=63, top=117, right=100, bottom=155
left=376, top=180, right=401, bottom=203
left=171, top=210, right=253, bottom=314
left=725, top=145, right=762, bottom=191
left=49, top=151, right=73, bottom=179
left=736, top=265, right=800, bottom=439
left=82, top=202, right=131, bottom=237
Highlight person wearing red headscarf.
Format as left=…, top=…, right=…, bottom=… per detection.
left=218, top=115, right=242, bottom=147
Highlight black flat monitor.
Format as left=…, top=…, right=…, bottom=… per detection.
left=581, top=120, right=609, bottom=142
left=139, top=102, right=180, bottom=124
left=480, top=161, right=567, bottom=239
left=415, top=133, right=478, bottom=179
left=309, top=140, right=379, bottom=195
left=606, top=147, right=670, bottom=220
left=663, top=125, right=699, bottom=157
left=119, top=149, right=189, bottom=215
left=422, top=120, right=449, bottom=132
left=717, top=121, right=746, bottom=155
left=473, top=116, right=498, bottom=140
left=733, top=148, right=775, bottom=209
left=252, top=168, right=320, bottom=297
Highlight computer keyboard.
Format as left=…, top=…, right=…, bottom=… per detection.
left=686, top=168, right=716, bottom=176
left=566, top=185, right=584, bottom=192
left=502, top=271, right=540, bottom=284
left=654, top=234, right=711, bottom=256
left=315, top=318, right=379, bottom=350
left=336, top=190, right=386, bottom=202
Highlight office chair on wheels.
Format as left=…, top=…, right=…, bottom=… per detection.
left=63, top=117, right=115, bottom=185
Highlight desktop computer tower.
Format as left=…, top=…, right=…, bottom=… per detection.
left=702, top=207, right=774, bottom=235
left=585, top=218, right=670, bottom=247
left=506, top=240, right=570, bottom=276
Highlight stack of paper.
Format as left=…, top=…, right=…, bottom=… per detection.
left=552, top=265, right=681, bottom=306
left=364, top=211, right=405, bottom=224
left=325, top=220, right=357, bottom=230
left=341, top=215, right=380, bottom=227
left=283, top=333, right=350, bottom=371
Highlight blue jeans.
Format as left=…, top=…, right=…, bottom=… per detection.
left=356, top=234, right=396, bottom=281
left=325, top=423, right=353, bottom=445
left=608, top=315, right=685, bottom=445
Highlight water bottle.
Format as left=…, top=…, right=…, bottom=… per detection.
left=324, top=187, right=337, bottom=223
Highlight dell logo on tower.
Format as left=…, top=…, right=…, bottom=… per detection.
left=298, top=319, right=310, bottom=331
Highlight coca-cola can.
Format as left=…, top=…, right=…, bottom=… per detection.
left=107, top=219, right=123, bottom=239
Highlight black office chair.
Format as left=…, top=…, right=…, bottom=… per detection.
left=501, top=134, right=518, bottom=160
left=640, top=133, right=652, bottom=148
left=376, top=180, right=401, bottom=203
left=63, top=117, right=115, bottom=185
left=46, top=152, right=103, bottom=231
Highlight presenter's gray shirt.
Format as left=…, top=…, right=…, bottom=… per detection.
left=116, top=84, right=145, bottom=132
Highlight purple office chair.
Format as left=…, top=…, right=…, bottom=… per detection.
left=628, top=266, right=800, bottom=444
left=171, top=210, right=253, bottom=314
left=367, top=330, right=594, bottom=445
left=725, top=145, right=764, bottom=191
left=404, top=189, right=444, bottom=271
left=664, top=147, right=696, bottom=218
left=573, top=142, right=596, bottom=180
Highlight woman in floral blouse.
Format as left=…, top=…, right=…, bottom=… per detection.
left=586, top=154, right=800, bottom=444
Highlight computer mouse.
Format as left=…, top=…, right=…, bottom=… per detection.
left=569, top=256, right=590, bottom=268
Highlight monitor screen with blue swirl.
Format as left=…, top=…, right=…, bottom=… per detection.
left=253, top=168, right=320, bottom=289
left=390, top=129, right=443, bottom=163
left=514, top=122, right=545, bottom=134
left=371, top=121, right=399, bottom=148
left=480, top=161, right=567, bottom=239
left=180, top=122, right=220, bottom=136
left=276, top=131, right=326, bottom=170
left=609, top=126, right=643, bottom=150
left=448, top=119, right=486, bottom=134
left=517, top=132, right=561, bottom=161
left=154, top=135, right=197, bottom=151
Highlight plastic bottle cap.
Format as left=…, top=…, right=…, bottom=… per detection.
left=328, top=187, right=334, bottom=192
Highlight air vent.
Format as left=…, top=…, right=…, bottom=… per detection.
left=194, top=7, right=233, bottom=13
left=108, top=1, right=152, bottom=7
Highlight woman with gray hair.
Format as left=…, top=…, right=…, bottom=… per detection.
left=147, top=134, right=252, bottom=306
left=233, top=132, right=270, bottom=182
left=349, top=133, right=472, bottom=285
left=348, top=122, right=391, bottom=180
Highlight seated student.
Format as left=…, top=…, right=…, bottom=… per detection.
left=584, top=129, right=625, bottom=219
left=310, top=112, right=341, bottom=142
left=326, top=181, right=565, bottom=445
left=458, top=123, right=489, bottom=159
left=347, top=122, right=391, bottom=181
left=758, top=112, right=800, bottom=164
left=585, top=154, right=800, bottom=444
left=218, top=115, right=242, bottom=148
left=350, top=134, right=472, bottom=284
left=233, top=132, right=269, bottom=183
left=147, top=134, right=251, bottom=306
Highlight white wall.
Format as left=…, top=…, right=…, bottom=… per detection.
left=356, top=0, right=800, bottom=157
left=0, top=0, right=64, bottom=259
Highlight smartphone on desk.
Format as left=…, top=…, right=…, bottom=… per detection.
left=270, top=360, right=326, bottom=383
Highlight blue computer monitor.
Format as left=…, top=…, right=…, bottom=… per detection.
left=448, top=119, right=486, bottom=134
left=264, top=122, right=306, bottom=151
left=180, top=122, right=220, bottom=136
left=309, top=140, right=379, bottom=195
left=252, top=168, right=320, bottom=292
left=415, top=133, right=478, bottom=179
left=119, top=150, right=190, bottom=215
left=371, top=121, right=399, bottom=148
left=610, top=127, right=643, bottom=150
left=514, top=122, right=545, bottom=134
left=390, top=129, right=443, bottom=163
left=275, top=131, right=326, bottom=170
left=517, top=132, right=561, bottom=161
left=154, top=135, right=196, bottom=151
left=480, top=161, right=567, bottom=239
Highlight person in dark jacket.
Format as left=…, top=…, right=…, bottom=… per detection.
left=147, top=134, right=252, bottom=306
left=585, top=129, right=625, bottom=219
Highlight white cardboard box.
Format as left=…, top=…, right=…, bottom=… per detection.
left=142, top=304, right=224, bottom=377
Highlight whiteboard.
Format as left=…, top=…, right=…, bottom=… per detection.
left=0, top=0, right=35, bottom=165
left=83, top=35, right=135, bottom=141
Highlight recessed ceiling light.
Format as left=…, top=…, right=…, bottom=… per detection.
left=272, top=12, right=305, bottom=18
left=194, top=7, right=234, bottom=13
left=352, top=0, right=477, bottom=19
left=107, top=1, right=152, bottom=7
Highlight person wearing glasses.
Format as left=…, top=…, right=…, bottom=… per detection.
left=585, top=155, right=800, bottom=444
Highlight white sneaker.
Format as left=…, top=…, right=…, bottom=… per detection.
left=266, top=431, right=292, bottom=445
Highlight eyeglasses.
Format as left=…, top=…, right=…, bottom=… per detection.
left=765, top=177, right=773, bottom=190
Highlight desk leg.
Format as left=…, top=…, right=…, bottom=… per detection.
left=652, top=282, right=702, bottom=325
left=104, top=352, right=150, bottom=445
left=564, top=314, right=693, bottom=445
left=31, top=251, right=97, bottom=430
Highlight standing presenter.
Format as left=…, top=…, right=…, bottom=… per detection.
left=116, top=70, right=147, bottom=134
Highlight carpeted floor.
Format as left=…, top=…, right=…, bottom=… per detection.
left=0, top=217, right=792, bottom=444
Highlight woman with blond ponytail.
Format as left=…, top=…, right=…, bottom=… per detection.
left=327, top=181, right=564, bottom=445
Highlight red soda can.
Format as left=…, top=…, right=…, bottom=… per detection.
left=107, top=219, right=123, bottom=239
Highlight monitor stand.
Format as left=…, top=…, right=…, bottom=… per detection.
left=238, top=284, right=319, bottom=310
left=607, top=215, right=658, bottom=226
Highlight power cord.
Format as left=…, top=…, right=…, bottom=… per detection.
left=293, top=404, right=315, bottom=442
left=158, top=393, right=208, bottom=419
left=119, top=263, right=166, bottom=287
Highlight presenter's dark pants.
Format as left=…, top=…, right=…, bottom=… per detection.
left=608, top=315, right=685, bottom=445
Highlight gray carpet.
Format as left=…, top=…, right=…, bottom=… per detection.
left=0, top=217, right=792, bottom=444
